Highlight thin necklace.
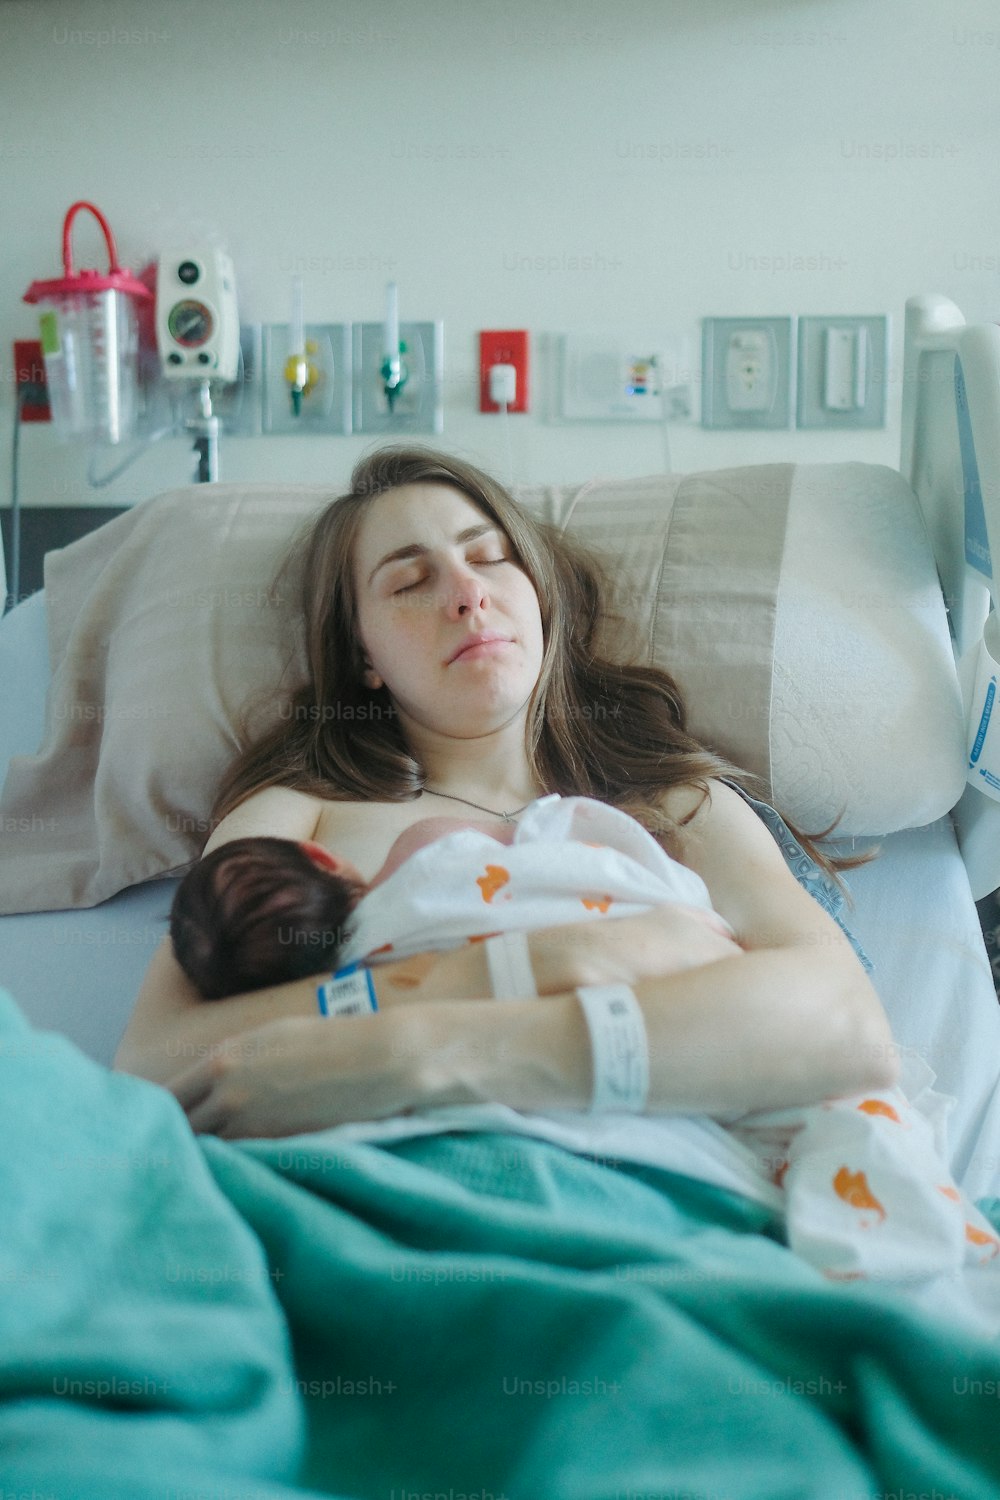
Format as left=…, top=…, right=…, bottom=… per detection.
left=423, top=787, right=534, bottom=824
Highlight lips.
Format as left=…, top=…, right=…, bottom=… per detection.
left=447, top=632, right=512, bottom=664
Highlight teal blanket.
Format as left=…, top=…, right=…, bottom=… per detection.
left=3, top=985, right=1000, bottom=1500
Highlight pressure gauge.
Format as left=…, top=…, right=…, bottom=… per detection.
left=166, top=299, right=214, bottom=348
left=156, top=248, right=239, bottom=381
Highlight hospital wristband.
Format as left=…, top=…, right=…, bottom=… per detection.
left=317, top=962, right=379, bottom=1018
left=484, top=930, right=537, bottom=1000
left=575, top=984, right=649, bottom=1114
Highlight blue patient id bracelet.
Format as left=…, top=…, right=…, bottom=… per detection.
left=317, top=962, right=379, bottom=1018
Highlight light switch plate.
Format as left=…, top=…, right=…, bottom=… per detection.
left=702, top=317, right=792, bottom=429
left=796, top=315, right=887, bottom=429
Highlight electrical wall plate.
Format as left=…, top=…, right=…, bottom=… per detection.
left=701, top=316, right=792, bottom=429
left=353, top=320, right=444, bottom=435
left=262, top=323, right=352, bottom=435
left=480, top=329, right=529, bottom=413
left=796, top=315, right=888, bottom=429
left=556, top=336, right=664, bottom=422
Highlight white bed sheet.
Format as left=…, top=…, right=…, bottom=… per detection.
left=2, top=592, right=999, bottom=1201
left=844, top=824, right=1000, bottom=1203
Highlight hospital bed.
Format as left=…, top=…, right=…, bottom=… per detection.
left=2, top=292, right=1000, bottom=1497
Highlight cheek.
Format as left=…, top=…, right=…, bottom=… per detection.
left=353, top=599, right=386, bottom=668
left=514, top=579, right=545, bottom=653
left=355, top=600, right=427, bottom=685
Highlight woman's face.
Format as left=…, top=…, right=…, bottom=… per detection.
left=351, top=483, right=545, bottom=742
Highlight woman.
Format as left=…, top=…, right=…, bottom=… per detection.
left=114, top=446, right=896, bottom=1138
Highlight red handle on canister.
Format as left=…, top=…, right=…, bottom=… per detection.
left=24, top=201, right=151, bottom=304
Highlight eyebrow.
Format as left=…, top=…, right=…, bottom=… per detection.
left=367, top=523, right=502, bottom=586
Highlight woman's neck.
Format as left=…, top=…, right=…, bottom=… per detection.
left=406, top=719, right=540, bottom=813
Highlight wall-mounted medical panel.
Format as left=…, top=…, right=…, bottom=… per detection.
left=701, top=317, right=793, bottom=429
left=353, top=321, right=444, bottom=435
left=262, top=323, right=352, bottom=435
left=550, top=334, right=694, bottom=423
left=796, top=315, right=887, bottom=429
left=558, top=337, right=663, bottom=422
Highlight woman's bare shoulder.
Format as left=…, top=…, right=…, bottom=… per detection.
left=660, top=778, right=843, bottom=948
left=659, top=777, right=758, bottom=848
left=202, top=785, right=328, bottom=855
left=203, top=783, right=428, bottom=881
left=655, top=778, right=756, bottom=871
left=657, top=779, right=711, bottom=828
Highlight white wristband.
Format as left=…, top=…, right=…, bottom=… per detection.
left=317, top=963, right=379, bottom=1018
left=575, top=984, right=649, bottom=1113
left=484, top=931, right=537, bottom=1000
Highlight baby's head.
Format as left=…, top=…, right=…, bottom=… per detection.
left=170, top=836, right=367, bottom=1000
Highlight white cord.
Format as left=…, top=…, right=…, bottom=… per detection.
left=659, top=356, right=673, bottom=474
left=489, top=363, right=518, bottom=490
left=500, top=399, right=514, bottom=490
left=85, top=424, right=175, bottom=488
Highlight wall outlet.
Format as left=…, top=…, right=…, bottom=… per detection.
left=479, top=329, right=529, bottom=413
left=725, top=330, right=775, bottom=411
left=701, top=317, right=792, bottom=429
left=796, top=315, right=887, bottom=428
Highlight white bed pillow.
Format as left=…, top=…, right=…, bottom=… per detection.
left=0, top=462, right=966, bottom=913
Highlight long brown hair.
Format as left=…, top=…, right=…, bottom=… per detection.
left=212, top=446, right=871, bottom=887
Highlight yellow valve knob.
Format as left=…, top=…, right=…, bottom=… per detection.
left=284, top=354, right=309, bottom=390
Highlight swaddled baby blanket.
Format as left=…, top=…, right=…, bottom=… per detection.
left=339, top=792, right=719, bottom=962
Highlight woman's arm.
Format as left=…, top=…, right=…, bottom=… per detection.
left=115, top=782, right=739, bottom=1085
left=115, top=905, right=736, bottom=1086
left=163, top=782, right=898, bottom=1137
left=115, top=785, right=323, bottom=1080
left=419, top=781, right=899, bottom=1115
left=115, top=781, right=506, bottom=1082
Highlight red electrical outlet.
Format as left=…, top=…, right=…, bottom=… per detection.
left=13, top=339, right=50, bottom=422
left=479, top=329, right=529, bottom=413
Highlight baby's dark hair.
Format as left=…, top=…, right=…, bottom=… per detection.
left=170, top=836, right=363, bottom=1000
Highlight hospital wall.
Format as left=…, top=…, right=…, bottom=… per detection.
left=2, top=0, right=999, bottom=519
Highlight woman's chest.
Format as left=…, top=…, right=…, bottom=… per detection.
left=312, top=798, right=432, bottom=883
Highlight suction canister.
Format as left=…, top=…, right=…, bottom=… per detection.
left=23, top=201, right=151, bottom=445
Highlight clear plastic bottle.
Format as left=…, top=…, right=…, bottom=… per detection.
left=24, top=202, right=150, bottom=446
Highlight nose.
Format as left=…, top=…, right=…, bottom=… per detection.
left=442, top=558, right=489, bottom=620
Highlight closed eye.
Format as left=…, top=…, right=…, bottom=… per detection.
left=392, top=557, right=507, bottom=594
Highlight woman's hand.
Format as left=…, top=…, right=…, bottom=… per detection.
left=530, top=904, right=744, bottom=994
left=166, top=1011, right=418, bottom=1139
left=366, top=905, right=744, bottom=1014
